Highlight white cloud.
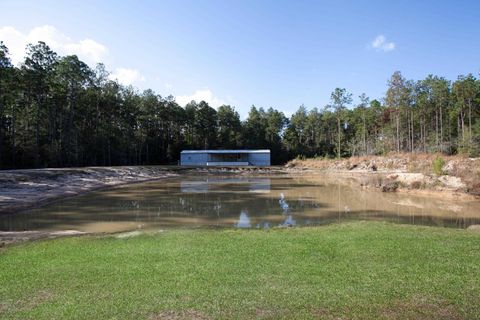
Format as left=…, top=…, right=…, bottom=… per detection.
left=109, top=68, right=146, bottom=86
left=63, top=39, right=108, bottom=63
left=175, top=89, right=226, bottom=108
left=370, top=35, right=395, bottom=52
left=165, top=83, right=173, bottom=89
left=0, top=25, right=108, bottom=65
left=0, top=25, right=147, bottom=87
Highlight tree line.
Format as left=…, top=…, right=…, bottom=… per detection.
left=0, top=41, right=479, bottom=168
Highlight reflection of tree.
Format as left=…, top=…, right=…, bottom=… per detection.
left=180, top=178, right=271, bottom=193
left=4, top=176, right=480, bottom=232
left=279, top=193, right=289, bottom=213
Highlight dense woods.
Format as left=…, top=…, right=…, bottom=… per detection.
left=0, top=41, right=479, bottom=168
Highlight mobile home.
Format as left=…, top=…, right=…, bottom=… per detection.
left=180, top=150, right=270, bottom=166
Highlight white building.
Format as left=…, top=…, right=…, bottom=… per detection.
left=180, top=150, right=270, bottom=166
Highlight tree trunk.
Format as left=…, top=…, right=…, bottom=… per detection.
left=457, top=114, right=461, bottom=148
left=337, top=116, right=341, bottom=158
left=468, top=100, right=472, bottom=144
left=363, top=110, right=366, bottom=155
left=422, top=114, right=426, bottom=153
left=396, top=110, right=400, bottom=153
left=435, top=108, right=439, bottom=149
left=440, top=105, right=443, bottom=147
left=11, top=102, right=16, bottom=166
left=35, top=96, right=41, bottom=167
left=108, top=140, right=111, bottom=166
left=146, top=141, right=149, bottom=164
left=0, top=97, right=4, bottom=168
left=411, top=110, right=414, bottom=152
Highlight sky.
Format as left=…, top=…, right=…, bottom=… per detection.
left=1, top=0, right=479, bottom=118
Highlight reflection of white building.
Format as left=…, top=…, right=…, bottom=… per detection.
left=236, top=210, right=251, bottom=228
left=249, top=179, right=271, bottom=193
left=181, top=178, right=271, bottom=193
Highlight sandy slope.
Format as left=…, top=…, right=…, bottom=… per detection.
left=286, top=154, right=480, bottom=198
left=0, top=166, right=178, bottom=215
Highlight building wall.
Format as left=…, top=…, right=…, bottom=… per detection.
left=209, top=153, right=248, bottom=162
left=180, top=152, right=270, bottom=166
left=248, top=152, right=270, bottom=166
left=180, top=153, right=208, bottom=165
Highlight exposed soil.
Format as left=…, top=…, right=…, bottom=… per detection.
left=148, top=310, right=210, bottom=320
left=0, top=230, right=86, bottom=247
left=1, top=160, right=477, bottom=244
left=380, top=296, right=464, bottom=320
left=0, top=165, right=282, bottom=244
left=0, top=166, right=180, bottom=215
left=467, top=224, right=480, bottom=232
left=0, top=165, right=283, bottom=215
left=286, top=154, right=480, bottom=199
left=0, top=166, right=178, bottom=244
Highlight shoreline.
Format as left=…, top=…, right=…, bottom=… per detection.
left=1, top=163, right=478, bottom=217
left=1, top=164, right=478, bottom=245
left=0, top=165, right=284, bottom=216
left=0, top=166, right=180, bottom=216
left=0, top=165, right=280, bottom=245
left=287, top=169, right=479, bottom=200
left=286, top=154, right=480, bottom=200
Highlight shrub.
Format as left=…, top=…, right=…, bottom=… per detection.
left=432, top=156, right=445, bottom=176
left=381, top=181, right=399, bottom=192
left=468, top=182, right=480, bottom=195
left=410, top=180, right=423, bottom=189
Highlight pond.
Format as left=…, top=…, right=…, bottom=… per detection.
left=2, top=173, right=480, bottom=233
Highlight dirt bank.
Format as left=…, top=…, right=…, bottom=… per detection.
left=0, top=166, right=180, bottom=215
left=0, top=165, right=282, bottom=244
left=0, top=165, right=283, bottom=216
left=286, top=154, right=480, bottom=198
left=0, top=230, right=87, bottom=247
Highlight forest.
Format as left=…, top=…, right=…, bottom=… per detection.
left=0, top=41, right=479, bottom=168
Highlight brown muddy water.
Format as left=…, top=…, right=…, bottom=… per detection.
left=2, top=173, right=480, bottom=233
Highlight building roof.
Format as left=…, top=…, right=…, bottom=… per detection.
left=181, top=149, right=270, bottom=154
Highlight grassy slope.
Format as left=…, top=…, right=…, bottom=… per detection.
left=1, top=222, right=479, bottom=319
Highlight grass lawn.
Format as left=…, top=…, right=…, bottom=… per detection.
left=1, top=222, right=479, bottom=319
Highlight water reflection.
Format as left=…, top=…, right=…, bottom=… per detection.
left=281, top=215, right=296, bottom=227
left=2, top=173, right=480, bottom=233
left=181, top=178, right=271, bottom=193
left=279, top=193, right=289, bottom=213
left=236, top=211, right=251, bottom=228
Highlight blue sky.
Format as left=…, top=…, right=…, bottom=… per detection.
left=1, top=0, right=479, bottom=118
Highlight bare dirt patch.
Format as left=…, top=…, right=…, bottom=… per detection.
left=0, top=230, right=86, bottom=246
left=11, top=290, right=57, bottom=312
left=311, top=307, right=340, bottom=319
left=380, top=297, right=463, bottom=320
left=148, top=310, right=210, bottom=320
left=0, top=166, right=283, bottom=216
left=0, top=166, right=178, bottom=215
left=254, top=308, right=290, bottom=319
left=287, top=154, right=480, bottom=198
left=467, top=224, right=480, bottom=232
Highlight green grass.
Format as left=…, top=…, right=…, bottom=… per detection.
left=1, top=222, right=480, bottom=319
